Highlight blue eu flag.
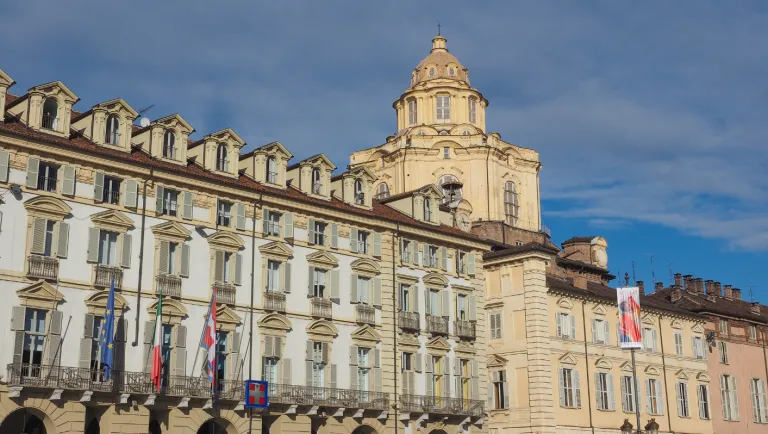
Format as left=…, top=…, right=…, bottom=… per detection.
left=100, top=278, right=116, bottom=381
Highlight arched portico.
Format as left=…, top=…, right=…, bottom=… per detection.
left=0, top=407, right=56, bottom=434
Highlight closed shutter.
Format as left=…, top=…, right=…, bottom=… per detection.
left=44, top=311, right=64, bottom=366
left=61, top=165, right=75, bottom=195
left=349, top=345, right=358, bottom=390
left=114, top=319, right=127, bottom=372
left=410, top=241, right=418, bottom=266
left=158, top=241, right=169, bottom=274
left=373, top=277, right=382, bottom=309
left=261, top=209, right=270, bottom=235
left=374, top=348, right=382, bottom=392
left=422, top=244, right=429, bottom=267
left=0, top=149, right=9, bottom=183
left=442, top=362, right=450, bottom=398
left=331, top=224, right=338, bottom=248
left=180, top=243, right=190, bottom=278
left=56, top=222, right=69, bottom=258
left=282, top=262, right=291, bottom=293
left=441, top=247, right=447, bottom=270
left=229, top=332, right=241, bottom=381
left=471, top=360, right=479, bottom=400
left=121, top=234, right=132, bottom=268
left=214, top=251, right=225, bottom=282
left=94, top=172, right=105, bottom=201
left=373, top=232, right=382, bottom=257
left=282, top=212, right=294, bottom=238
left=467, top=252, right=476, bottom=276
left=607, top=373, right=616, bottom=411
left=281, top=358, right=292, bottom=385
left=307, top=267, right=315, bottom=298
left=31, top=218, right=47, bottom=255
left=574, top=370, right=581, bottom=408
left=570, top=315, right=577, bottom=339
left=592, top=319, right=598, bottom=343
left=80, top=313, right=95, bottom=368
left=172, top=325, right=187, bottom=377
left=25, top=157, right=39, bottom=188
left=603, top=320, right=610, bottom=345
left=558, top=368, right=566, bottom=407
left=350, top=228, right=358, bottom=253
left=350, top=274, right=358, bottom=303
left=264, top=335, right=274, bottom=357
left=125, top=180, right=138, bottom=208
left=155, top=186, right=164, bottom=213
left=330, top=364, right=338, bottom=390
left=657, top=379, right=665, bottom=415
left=441, top=289, right=450, bottom=318
left=305, top=360, right=313, bottom=387
left=425, top=357, right=433, bottom=397
left=307, top=218, right=316, bottom=244
left=86, top=227, right=100, bottom=263
left=143, top=321, right=155, bottom=373
left=182, top=191, right=193, bottom=220
left=731, top=376, right=740, bottom=420
left=330, top=270, right=340, bottom=303
left=234, top=254, right=243, bottom=286
left=235, top=203, right=246, bottom=230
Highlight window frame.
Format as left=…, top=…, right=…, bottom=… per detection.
left=407, top=99, right=417, bottom=125
left=504, top=181, right=519, bottom=226
left=105, top=114, right=120, bottom=145
left=468, top=97, right=477, bottom=123
left=37, top=162, right=59, bottom=193
left=217, top=200, right=233, bottom=227
left=163, top=129, right=176, bottom=160
left=436, top=95, right=450, bottom=121
left=266, top=157, right=278, bottom=184
left=216, top=143, right=229, bottom=172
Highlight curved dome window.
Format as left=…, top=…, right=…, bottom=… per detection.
left=463, top=130, right=471, bottom=135
left=429, top=67, right=436, bottom=77
left=439, top=131, right=449, bottom=136
left=448, top=67, right=456, bottom=77
left=439, top=174, right=462, bottom=204
left=375, top=183, right=390, bottom=200
left=419, top=131, right=426, bottom=136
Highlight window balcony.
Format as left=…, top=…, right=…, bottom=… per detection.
left=355, top=304, right=376, bottom=326
left=104, top=189, right=120, bottom=205
left=37, top=175, right=57, bottom=192
left=311, top=297, right=332, bottom=319
left=41, top=114, right=59, bottom=131
left=399, top=311, right=420, bottom=331
left=27, top=255, right=59, bottom=281
left=268, top=383, right=389, bottom=410
left=312, top=182, right=323, bottom=195
left=399, top=394, right=484, bottom=417
left=94, top=264, right=123, bottom=290
left=455, top=320, right=476, bottom=339
left=156, top=274, right=181, bottom=297
left=426, top=315, right=449, bottom=335
left=213, top=282, right=236, bottom=305
left=264, top=291, right=286, bottom=313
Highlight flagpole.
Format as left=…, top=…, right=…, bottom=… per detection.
left=145, top=293, right=161, bottom=387
left=192, top=293, right=214, bottom=379
left=631, top=348, right=641, bottom=434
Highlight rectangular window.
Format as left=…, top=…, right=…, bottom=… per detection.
left=98, top=231, right=119, bottom=266
left=262, top=357, right=278, bottom=384
left=722, top=375, right=739, bottom=421
left=160, top=324, right=173, bottom=386
left=468, top=98, right=477, bottom=123
left=720, top=319, right=729, bottom=336
left=456, top=251, right=466, bottom=274
left=718, top=341, right=729, bottom=364
left=400, top=284, right=410, bottom=312
left=401, top=352, right=412, bottom=371
left=215, top=331, right=227, bottom=384
left=621, top=375, right=636, bottom=412
left=266, top=260, right=280, bottom=292
left=432, top=356, right=442, bottom=397
left=751, top=378, right=768, bottom=423
left=43, top=220, right=55, bottom=257
left=313, top=221, right=326, bottom=246
left=443, top=147, right=450, bottom=159
left=593, top=319, right=608, bottom=344
left=674, top=332, right=683, bottom=356
left=596, top=372, right=613, bottom=410
left=559, top=367, right=579, bottom=408
left=222, top=252, right=232, bottom=283
left=436, top=95, right=450, bottom=120
left=163, top=189, right=179, bottom=217
left=490, top=312, right=502, bottom=339
left=357, top=348, right=370, bottom=392
left=357, top=277, right=371, bottom=304
left=428, top=246, right=438, bottom=268
left=693, top=336, right=706, bottom=360
left=698, top=384, right=710, bottom=419
left=89, top=315, right=106, bottom=381
left=408, top=99, right=417, bottom=125
left=37, top=162, right=58, bottom=192
left=557, top=312, right=575, bottom=340
left=749, top=325, right=758, bottom=341
left=267, top=211, right=281, bottom=237
left=456, top=294, right=467, bottom=320
left=357, top=231, right=369, bottom=254
left=428, top=290, right=440, bottom=316
left=642, top=328, right=658, bottom=352
left=648, top=378, right=662, bottom=415
left=217, top=200, right=232, bottom=227
left=677, top=382, right=690, bottom=417
left=22, top=308, right=47, bottom=371
left=493, top=370, right=507, bottom=409
left=313, top=269, right=326, bottom=298
left=103, top=175, right=121, bottom=205
left=167, top=242, right=178, bottom=275
left=401, top=240, right=411, bottom=262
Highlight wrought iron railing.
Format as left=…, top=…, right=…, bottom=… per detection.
left=41, top=114, right=58, bottom=130
left=399, top=311, right=420, bottom=330
left=95, top=264, right=123, bottom=289
left=27, top=255, right=59, bottom=280
left=455, top=320, right=476, bottom=339
left=37, top=175, right=57, bottom=192
left=311, top=297, right=332, bottom=319
left=268, top=383, right=389, bottom=410
left=214, top=282, right=236, bottom=305
left=399, top=394, right=484, bottom=417
left=356, top=304, right=376, bottom=325
left=104, top=189, right=120, bottom=205
left=426, top=315, right=449, bottom=335
left=6, top=363, right=120, bottom=393
left=156, top=274, right=182, bottom=297
left=264, top=291, right=286, bottom=312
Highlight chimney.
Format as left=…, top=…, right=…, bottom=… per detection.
left=637, top=280, right=645, bottom=295
left=694, top=278, right=704, bottom=294
left=705, top=280, right=714, bottom=295
left=683, top=274, right=693, bottom=291
left=671, top=287, right=683, bottom=303
left=714, top=282, right=722, bottom=296
left=724, top=285, right=733, bottom=300
left=655, top=282, right=664, bottom=292
left=674, top=273, right=683, bottom=288
left=733, top=288, right=742, bottom=300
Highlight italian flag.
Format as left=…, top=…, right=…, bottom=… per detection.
left=150, top=295, right=163, bottom=393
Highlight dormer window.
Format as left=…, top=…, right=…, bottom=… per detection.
left=469, top=98, right=477, bottom=123
left=163, top=130, right=176, bottom=160
left=439, top=175, right=462, bottom=204
left=436, top=95, right=450, bottom=121
left=354, top=179, right=364, bottom=205
left=429, top=67, right=436, bottom=77
left=266, top=157, right=278, bottom=184
left=424, top=198, right=432, bottom=221
left=449, top=67, right=456, bottom=77
left=312, top=168, right=322, bottom=195
left=42, top=98, right=58, bottom=130
left=216, top=143, right=228, bottom=172
left=375, top=183, right=389, bottom=200
left=105, top=115, right=120, bottom=145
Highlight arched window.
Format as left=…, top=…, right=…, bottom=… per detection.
left=311, top=167, right=322, bottom=194
left=354, top=179, right=364, bottom=205
left=42, top=97, right=58, bottom=130
left=469, top=97, right=477, bottom=123
left=105, top=114, right=120, bottom=145
left=163, top=129, right=176, bottom=159
left=424, top=197, right=432, bottom=221
left=375, top=183, right=389, bottom=200
left=266, top=157, right=278, bottom=184
left=407, top=99, right=417, bottom=125
left=504, top=181, right=520, bottom=226
left=438, top=174, right=462, bottom=204
left=429, top=67, right=436, bottom=77
left=439, top=130, right=449, bottom=136
left=216, top=143, right=228, bottom=172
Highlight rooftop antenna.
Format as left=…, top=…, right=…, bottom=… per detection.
left=137, top=104, right=155, bottom=128
left=749, top=282, right=755, bottom=302
left=631, top=260, right=637, bottom=285
left=649, top=255, right=657, bottom=284
left=667, top=262, right=675, bottom=285
left=624, top=272, right=630, bottom=287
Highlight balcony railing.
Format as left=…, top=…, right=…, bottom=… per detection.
left=264, top=291, right=286, bottom=312
left=356, top=304, right=376, bottom=325
left=311, top=297, right=332, bottom=319
left=399, top=394, right=484, bottom=417
left=268, top=383, right=389, bottom=410
left=95, top=264, right=123, bottom=289
left=399, top=311, right=420, bottom=331
left=455, top=320, right=476, bottom=339
left=41, top=114, right=58, bottom=130
left=104, top=189, right=120, bottom=205
left=27, top=255, right=59, bottom=280
left=214, top=282, right=236, bottom=305
left=37, top=175, right=57, bottom=192
left=156, top=274, right=181, bottom=297
left=426, top=315, right=449, bottom=335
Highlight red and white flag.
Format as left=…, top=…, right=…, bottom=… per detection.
left=201, top=291, right=217, bottom=389
left=150, top=295, right=163, bottom=393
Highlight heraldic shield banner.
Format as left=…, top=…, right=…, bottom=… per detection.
left=617, top=286, right=643, bottom=349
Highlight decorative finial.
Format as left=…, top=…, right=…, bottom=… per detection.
left=437, top=21, right=441, bottom=35
left=624, top=272, right=630, bottom=286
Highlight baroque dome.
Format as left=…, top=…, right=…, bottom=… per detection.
left=411, top=34, right=469, bottom=87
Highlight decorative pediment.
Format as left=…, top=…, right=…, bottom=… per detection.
left=90, top=209, right=134, bottom=232
left=592, top=304, right=607, bottom=316
left=641, top=314, right=655, bottom=325
left=348, top=165, right=377, bottom=182
left=154, top=113, right=194, bottom=134
left=426, top=336, right=452, bottom=353
left=30, top=80, right=78, bottom=102
left=422, top=273, right=449, bottom=288
left=487, top=354, right=508, bottom=368
left=93, top=98, right=139, bottom=118
left=151, top=221, right=191, bottom=241
left=208, top=230, right=245, bottom=251
left=620, top=361, right=634, bottom=372
left=215, top=305, right=242, bottom=325
left=255, top=141, right=293, bottom=160
left=675, top=369, right=690, bottom=380
left=644, top=365, right=662, bottom=376
left=85, top=290, right=129, bottom=313
left=306, top=320, right=339, bottom=339
left=559, top=353, right=577, bottom=366
left=351, top=325, right=382, bottom=346
left=398, top=333, right=420, bottom=348
left=302, top=154, right=337, bottom=171
left=204, top=128, right=246, bottom=148
left=696, top=372, right=711, bottom=383
left=24, top=196, right=72, bottom=219
left=258, top=241, right=293, bottom=260
left=147, top=298, right=188, bottom=321
left=691, top=324, right=705, bottom=334
left=557, top=297, right=574, bottom=310
left=452, top=283, right=473, bottom=293
left=595, top=357, right=613, bottom=370
left=415, top=184, right=443, bottom=201
left=397, top=274, right=420, bottom=285
left=258, top=312, right=292, bottom=332
left=306, top=250, right=339, bottom=269
left=16, top=281, right=65, bottom=308
left=350, top=258, right=380, bottom=275
left=453, top=341, right=477, bottom=355
left=670, top=319, right=683, bottom=330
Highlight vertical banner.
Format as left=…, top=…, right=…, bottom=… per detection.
left=617, top=286, right=643, bottom=349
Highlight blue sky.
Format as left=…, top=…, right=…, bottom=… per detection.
left=2, top=1, right=766, bottom=300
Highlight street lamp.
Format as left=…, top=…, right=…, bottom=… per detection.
left=620, top=419, right=633, bottom=434
left=644, top=418, right=659, bottom=434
